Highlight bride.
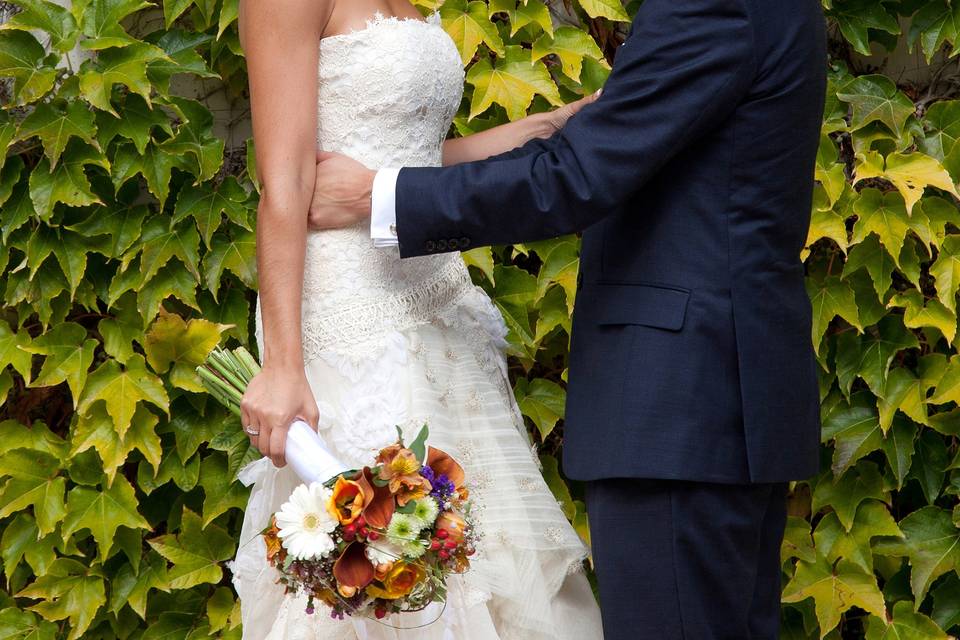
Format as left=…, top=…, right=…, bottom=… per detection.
left=228, top=0, right=604, bottom=638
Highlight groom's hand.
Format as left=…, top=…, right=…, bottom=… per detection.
left=307, top=151, right=376, bottom=230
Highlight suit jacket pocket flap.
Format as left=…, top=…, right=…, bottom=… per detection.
left=579, top=283, right=690, bottom=331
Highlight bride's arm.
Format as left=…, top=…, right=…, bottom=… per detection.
left=236, top=0, right=332, bottom=467
left=441, top=91, right=599, bottom=166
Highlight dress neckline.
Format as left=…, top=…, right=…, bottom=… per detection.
left=320, top=10, right=440, bottom=46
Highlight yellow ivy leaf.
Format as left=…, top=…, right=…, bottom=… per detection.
left=532, top=26, right=606, bottom=82
left=854, top=150, right=960, bottom=214
left=576, top=0, right=629, bottom=22
left=144, top=313, right=230, bottom=392
left=440, top=0, right=504, bottom=65
left=466, top=45, right=562, bottom=120
left=76, top=354, right=170, bottom=439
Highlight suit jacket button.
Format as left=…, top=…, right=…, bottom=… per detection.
left=459, top=237, right=470, bottom=249
left=425, top=240, right=436, bottom=252
left=448, top=238, right=460, bottom=250
left=436, top=239, right=448, bottom=251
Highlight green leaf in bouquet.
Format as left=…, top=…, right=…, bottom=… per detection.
left=409, top=424, right=430, bottom=464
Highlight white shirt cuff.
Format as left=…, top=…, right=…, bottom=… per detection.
left=371, top=167, right=401, bottom=248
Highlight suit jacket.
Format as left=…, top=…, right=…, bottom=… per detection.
left=393, top=0, right=827, bottom=483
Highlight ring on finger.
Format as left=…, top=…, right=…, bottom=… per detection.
left=244, top=424, right=260, bottom=436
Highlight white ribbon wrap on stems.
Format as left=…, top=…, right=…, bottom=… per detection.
left=284, top=419, right=351, bottom=484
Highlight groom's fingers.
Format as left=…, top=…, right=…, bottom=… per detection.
left=316, top=150, right=338, bottom=163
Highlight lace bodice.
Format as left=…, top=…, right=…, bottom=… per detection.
left=255, top=11, right=473, bottom=361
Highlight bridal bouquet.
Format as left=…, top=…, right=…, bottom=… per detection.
left=198, top=347, right=479, bottom=621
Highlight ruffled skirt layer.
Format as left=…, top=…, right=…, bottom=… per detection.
left=230, top=285, right=604, bottom=640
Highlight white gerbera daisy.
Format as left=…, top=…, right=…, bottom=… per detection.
left=275, top=482, right=338, bottom=560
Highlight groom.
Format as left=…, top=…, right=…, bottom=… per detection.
left=307, top=0, right=826, bottom=637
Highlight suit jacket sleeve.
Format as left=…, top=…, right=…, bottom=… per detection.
left=395, top=0, right=757, bottom=258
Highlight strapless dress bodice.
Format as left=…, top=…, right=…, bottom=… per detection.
left=255, top=12, right=475, bottom=362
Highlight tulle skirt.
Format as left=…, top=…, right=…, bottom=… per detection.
left=229, top=284, right=604, bottom=640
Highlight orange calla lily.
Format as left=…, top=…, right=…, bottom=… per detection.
left=426, top=446, right=465, bottom=489
left=435, top=511, right=467, bottom=544
left=333, top=542, right=375, bottom=589
left=357, top=466, right=395, bottom=529
left=328, top=475, right=366, bottom=525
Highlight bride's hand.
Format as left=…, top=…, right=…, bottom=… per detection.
left=542, top=88, right=602, bottom=134
left=240, top=365, right=320, bottom=467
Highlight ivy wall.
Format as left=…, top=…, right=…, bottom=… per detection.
left=0, top=0, right=959, bottom=638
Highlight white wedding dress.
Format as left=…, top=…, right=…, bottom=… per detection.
left=229, top=11, right=604, bottom=640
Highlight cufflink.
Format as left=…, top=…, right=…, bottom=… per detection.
left=437, top=239, right=448, bottom=251
left=448, top=238, right=460, bottom=250
left=425, top=240, right=436, bottom=252
left=459, top=237, right=471, bottom=249
left=389, top=223, right=397, bottom=237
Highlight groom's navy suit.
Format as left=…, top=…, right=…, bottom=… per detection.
left=392, top=0, right=826, bottom=637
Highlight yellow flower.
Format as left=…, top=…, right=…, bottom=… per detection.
left=365, top=561, right=426, bottom=600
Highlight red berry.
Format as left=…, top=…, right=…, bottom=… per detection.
left=375, top=607, right=386, bottom=619
left=367, top=530, right=380, bottom=541
left=343, top=524, right=356, bottom=536
left=437, top=529, right=449, bottom=540
left=444, top=540, right=458, bottom=550
left=439, top=550, right=450, bottom=560
left=356, top=516, right=366, bottom=528
left=430, top=540, right=441, bottom=551
left=358, top=526, right=368, bottom=538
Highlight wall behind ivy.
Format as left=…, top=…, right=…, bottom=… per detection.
left=0, top=0, right=959, bottom=638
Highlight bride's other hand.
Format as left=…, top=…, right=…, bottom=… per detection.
left=240, top=365, right=320, bottom=468
left=307, top=151, right=376, bottom=230
left=541, top=88, right=602, bottom=134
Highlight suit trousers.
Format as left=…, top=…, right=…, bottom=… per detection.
left=585, top=478, right=789, bottom=640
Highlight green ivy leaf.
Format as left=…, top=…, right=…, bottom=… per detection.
left=2, top=0, right=80, bottom=54
left=202, top=226, right=257, bottom=293
left=198, top=453, right=248, bottom=527
left=882, top=416, right=918, bottom=489
left=813, top=500, right=903, bottom=573
left=821, top=391, right=882, bottom=474
left=76, top=354, right=170, bottom=438
left=79, top=0, right=154, bottom=50
left=782, top=555, right=886, bottom=636
left=888, top=289, right=956, bottom=344
left=15, top=101, right=99, bottom=169
left=806, top=275, right=863, bottom=351
left=865, top=600, right=948, bottom=639
left=147, top=507, right=235, bottom=590
left=95, top=93, right=172, bottom=155
left=160, top=98, right=224, bottom=183
left=838, top=74, right=915, bottom=136
left=20, top=322, right=96, bottom=407
left=61, top=475, right=149, bottom=562
left=15, top=558, right=105, bottom=640
left=0, top=449, right=66, bottom=538
left=842, top=234, right=895, bottom=299
left=466, top=45, right=562, bottom=120
left=489, top=0, right=553, bottom=37
left=875, top=505, right=960, bottom=606
left=0, top=321, right=34, bottom=384
left=812, top=461, right=888, bottom=532
left=532, top=26, right=605, bottom=82
left=441, top=0, right=505, bottom=64
left=144, top=313, right=229, bottom=392
left=931, top=235, right=960, bottom=314
left=107, top=552, right=168, bottom=619
left=111, top=141, right=183, bottom=205
left=908, top=0, right=960, bottom=63
left=514, top=377, right=565, bottom=440
left=28, top=141, right=107, bottom=220
left=0, top=30, right=57, bottom=105
left=134, top=217, right=202, bottom=286
left=576, top=0, right=630, bottom=22
left=70, top=403, right=162, bottom=486
left=0, top=603, right=58, bottom=640
left=854, top=151, right=960, bottom=215
left=172, top=177, right=251, bottom=249
left=78, top=42, right=169, bottom=115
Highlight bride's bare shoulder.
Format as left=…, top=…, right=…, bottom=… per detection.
left=237, top=0, right=334, bottom=49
